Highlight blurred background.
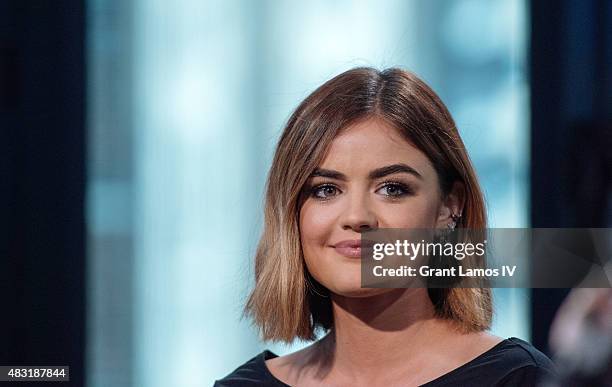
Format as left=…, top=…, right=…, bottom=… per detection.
left=1, top=0, right=610, bottom=386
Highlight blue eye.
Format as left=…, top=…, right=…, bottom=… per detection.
left=311, top=184, right=340, bottom=199
left=308, top=182, right=412, bottom=200
left=377, top=182, right=412, bottom=197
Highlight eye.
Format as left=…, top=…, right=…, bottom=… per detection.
left=377, top=181, right=413, bottom=197
left=311, top=184, right=341, bottom=199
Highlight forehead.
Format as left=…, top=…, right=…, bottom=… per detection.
left=319, top=117, right=433, bottom=174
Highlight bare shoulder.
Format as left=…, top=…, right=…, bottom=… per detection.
left=469, top=331, right=505, bottom=348
left=457, top=331, right=505, bottom=357
left=265, top=344, right=308, bottom=370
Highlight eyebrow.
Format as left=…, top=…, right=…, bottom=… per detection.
left=310, top=163, right=423, bottom=181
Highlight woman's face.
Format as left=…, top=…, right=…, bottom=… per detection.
left=299, top=117, right=460, bottom=297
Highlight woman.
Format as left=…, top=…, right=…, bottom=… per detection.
left=215, top=68, right=556, bottom=386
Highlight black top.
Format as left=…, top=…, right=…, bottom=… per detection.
left=214, top=337, right=557, bottom=386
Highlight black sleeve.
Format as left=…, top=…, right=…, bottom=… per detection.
left=499, top=364, right=558, bottom=387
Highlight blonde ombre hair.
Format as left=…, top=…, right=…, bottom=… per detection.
left=245, top=67, right=492, bottom=343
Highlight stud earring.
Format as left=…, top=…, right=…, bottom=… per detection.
left=448, top=213, right=462, bottom=230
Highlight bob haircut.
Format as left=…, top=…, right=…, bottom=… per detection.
left=245, top=67, right=492, bottom=343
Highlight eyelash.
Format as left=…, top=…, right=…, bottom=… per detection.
left=309, top=181, right=414, bottom=200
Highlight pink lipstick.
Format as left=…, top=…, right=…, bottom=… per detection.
left=333, top=239, right=375, bottom=258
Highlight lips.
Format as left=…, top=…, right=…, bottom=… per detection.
left=333, top=239, right=375, bottom=258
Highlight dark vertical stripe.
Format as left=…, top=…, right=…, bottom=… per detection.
left=530, top=0, right=611, bottom=355
left=0, top=1, right=85, bottom=385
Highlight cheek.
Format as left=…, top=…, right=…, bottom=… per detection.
left=299, top=202, right=334, bottom=242
left=299, top=202, right=337, bottom=235
left=299, top=202, right=338, bottom=272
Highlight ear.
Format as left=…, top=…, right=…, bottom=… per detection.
left=436, top=181, right=465, bottom=228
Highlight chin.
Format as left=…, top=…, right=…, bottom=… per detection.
left=323, top=272, right=392, bottom=298
left=310, top=258, right=393, bottom=299
left=331, top=287, right=391, bottom=298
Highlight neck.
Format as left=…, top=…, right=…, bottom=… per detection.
left=312, top=288, right=458, bottom=381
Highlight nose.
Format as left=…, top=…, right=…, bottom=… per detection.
left=340, top=191, right=378, bottom=232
